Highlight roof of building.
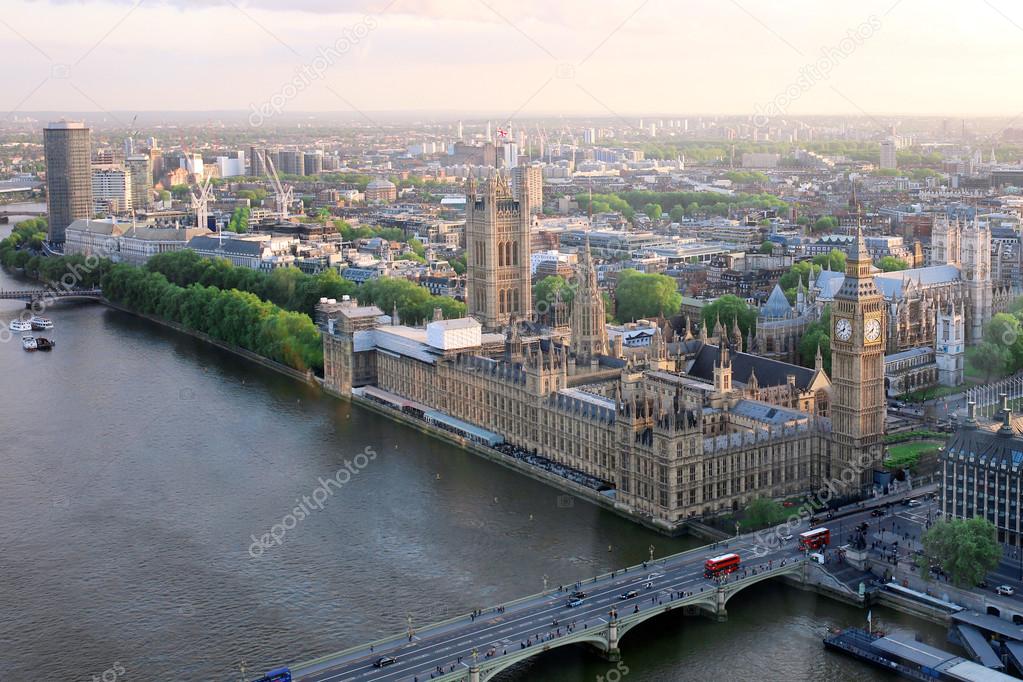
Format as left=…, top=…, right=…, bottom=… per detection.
left=884, top=347, right=934, bottom=363
left=66, top=218, right=126, bottom=236
left=760, top=284, right=793, bottom=319
left=869, top=631, right=958, bottom=669
left=945, top=420, right=1023, bottom=468
left=816, top=264, right=961, bottom=301
left=687, top=342, right=816, bottom=391
left=428, top=318, right=480, bottom=331
left=730, top=399, right=807, bottom=425
left=187, top=235, right=266, bottom=256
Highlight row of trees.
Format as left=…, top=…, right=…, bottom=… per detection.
left=575, top=190, right=788, bottom=223
left=145, top=250, right=465, bottom=327
left=102, top=265, right=324, bottom=373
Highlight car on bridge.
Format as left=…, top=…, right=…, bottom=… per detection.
left=619, top=590, right=638, bottom=600
left=571, top=590, right=587, bottom=599
left=373, top=656, right=397, bottom=668
left=997, top=585, right=1016, bottom=596
left=566, top=597, right=584, bottom=608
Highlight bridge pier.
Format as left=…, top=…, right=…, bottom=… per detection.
left=605, top=619, right=621, bottom=661
left=713, top=586, right=728, bottom=622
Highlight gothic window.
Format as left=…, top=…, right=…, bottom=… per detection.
left=498, top=242, right=504, bottom=267
left=512, top=241, right=519, bottom=265
left=499, top=289, right=506, bottom=314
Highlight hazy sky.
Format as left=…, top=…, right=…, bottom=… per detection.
left=4, top=0, right=1023, bottom=121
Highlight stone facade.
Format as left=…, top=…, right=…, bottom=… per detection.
left=465, top=174, right=532, bottom=331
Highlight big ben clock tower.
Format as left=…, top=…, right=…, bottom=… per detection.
left=830, top=225, right=886, bottom=491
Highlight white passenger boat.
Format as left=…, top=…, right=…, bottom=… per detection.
left=9, top=319, right=31, bottom=332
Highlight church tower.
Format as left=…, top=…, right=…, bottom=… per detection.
left=960, top=214, right=992, bottom=343
left=930, top=215, right=961, bottom=266
left=935, top=300, right=965, bottom=387
left=830, top=225, right=886, bottom=490
left=570, top=234, right=609, bottom=368
left=465, top=173, right=533, bottom=331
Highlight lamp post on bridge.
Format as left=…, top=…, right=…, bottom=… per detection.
left=649, top=544, right=655, bottom=563
left=542, top=575, right=549, bottom=592
left=735, top=521, right=741, bottom=539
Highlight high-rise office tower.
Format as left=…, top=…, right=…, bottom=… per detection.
left=510, top=165, right=543, bottom=215
left=44, top=120, right=93, bottom=244
left=126, top=155, right=153, bottom=212
left=880, top=139, right=897, bottom=170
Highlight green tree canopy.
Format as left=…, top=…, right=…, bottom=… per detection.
left=878, top=256, right=909, bottom=272
left=967, top=341, right=1011, bottom=382
left=812, top=249, right=846, bottom=272
left=700, top=294, right=758, bottom=340
left=759, top=240, right=776, bottom=255
left=812, top=216, right=839, bottom=232
left=643, top=203, right=663, bottom=220
left=919, top=517, right=1000, bottom=587
left=800, top=305, right=831, bottom=374
left=615, top=269, right=682, bottom=322
left=533, top=275, right=575, bottom=316
left=745, top=497, right=787, bottom=529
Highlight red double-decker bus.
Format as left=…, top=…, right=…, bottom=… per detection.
left=704, top=553, right=741, bottom=578
left=799, top=527, right=830, bottom=551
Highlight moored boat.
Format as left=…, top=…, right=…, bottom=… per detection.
left=29, top=316, right=53, bottom=331
left=21, top=335, right=37, bottom=351
left=35, top=337, right=54, bottom=351
left=9, top=319, right=31, bottom=332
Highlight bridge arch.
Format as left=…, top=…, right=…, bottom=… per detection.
left=476, top=632, right=611, bottom=681
left=616, top=597, right=717, bottom=642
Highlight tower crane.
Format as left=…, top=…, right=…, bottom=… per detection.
left=264, top=154, right=294, bottom=220
left=190, top=175, right=215, bottom=231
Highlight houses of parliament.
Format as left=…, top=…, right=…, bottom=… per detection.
left=322, top=173, right=886, bottom=532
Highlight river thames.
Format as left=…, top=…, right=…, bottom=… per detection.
left=0, top=211, right=948, bottom=681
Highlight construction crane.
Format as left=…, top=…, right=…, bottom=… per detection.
left=190, top=175, right=215, bottom=231
left=264, top=154, right=294, bottom=220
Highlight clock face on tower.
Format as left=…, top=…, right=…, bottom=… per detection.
left=864, top=318, right=882, bottom=343
left=835, top=318, right=852, bottom=342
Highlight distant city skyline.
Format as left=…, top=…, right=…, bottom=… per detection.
left=4, top=0, right=1023, bottom=119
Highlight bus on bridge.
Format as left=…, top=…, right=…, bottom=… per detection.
left=799, top=527, right=831, bottom=551
left=704, top=553, right=741, bottom=578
